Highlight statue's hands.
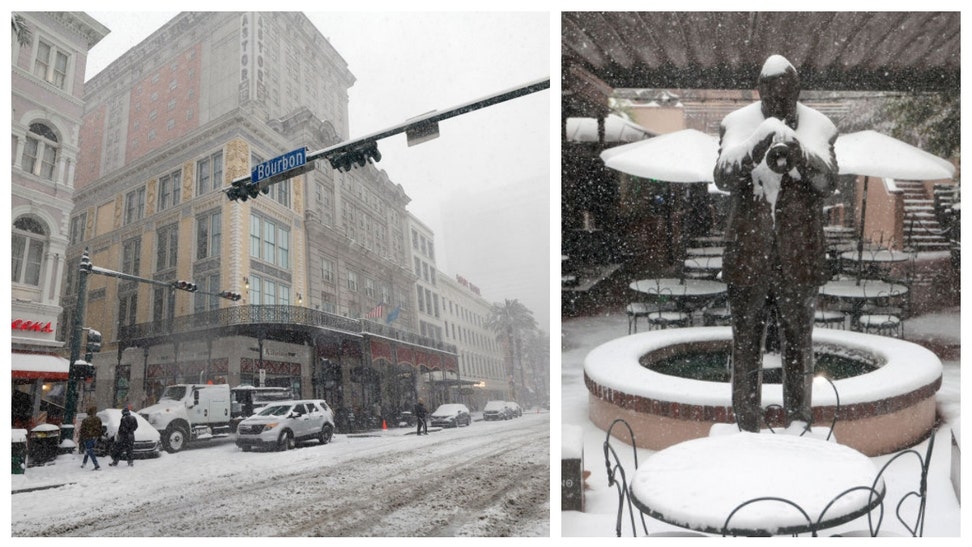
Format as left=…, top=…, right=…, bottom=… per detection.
left=751, top=132, right=776, bottom=165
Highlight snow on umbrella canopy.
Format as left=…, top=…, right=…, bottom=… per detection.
left=599, top=128, right=719, bottom=183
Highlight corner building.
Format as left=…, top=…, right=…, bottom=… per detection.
left=12, top=12, right=109, bottom=428
left=65, top=12, right=457, bottom=429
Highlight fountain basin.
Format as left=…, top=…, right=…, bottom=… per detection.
left=585, top=327, right=942, bottom=456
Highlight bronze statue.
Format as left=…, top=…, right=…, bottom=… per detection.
left=713, top=55, right=838, bottom=432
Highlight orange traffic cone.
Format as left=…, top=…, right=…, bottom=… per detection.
left=382, top=419, right=388, bottom=430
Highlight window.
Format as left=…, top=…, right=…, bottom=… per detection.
left=158, top=170, right=182, bottom=211
left=270, top=179, right=291, bottom=208
left=196, top=210, right=221, bottom=259
left=122, top=237, right=141, bottom=275
left=247, top=275, right=292, bottom=306
left=196, top=151, right=223, bottom=195
left=249, top=214, right=290, bottom=268
left=152, top=287, right=172, bottom=323
left=12, top=217, right=47, bottom=286
left=347, top=270, right=358, bottom=292
left=22, top=123, right=59, bottom=180
left=414, top=257, right=421, bottom=277
left=194, top=273, right=221, bottom=313
left=156, top=224, right=179, bottom=270
left=321, top=291, right=336, bottom=313
left=417, top=286, right=424, bottom=313
left=33, top=39, right=69, bottom=89
left=124, top=187, right=146, bottom=225
left=118, top=294, right=138, bottom=328
left=69, top=213, right=86, bottom=246
left=322, top=257, right=334, bottom=283
left=364, top=278, right=376, bottom=298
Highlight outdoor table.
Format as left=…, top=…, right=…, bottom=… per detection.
left=629, top=278, right=727, bottom=317
left=818, top=279, right=909, bottom=330
left=692, top=235, right=727, bottom=247
left=686, top=246, right=725, bottom=257
left=629, top=432, right=885, bottom=536
left=839, top=250, right=913, bottom=279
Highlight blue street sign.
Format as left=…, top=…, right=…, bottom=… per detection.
left=251, top=147, right=308, bottom=184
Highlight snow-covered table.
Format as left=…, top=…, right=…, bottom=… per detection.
left=629, top=278, right=727, bottom=315
left=819, top=279, right=909, bottom=331
left=629, top=432, right=884, bottom=536
left=686, top=246, right=725, bottom=257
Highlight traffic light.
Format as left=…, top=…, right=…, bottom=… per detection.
left=75, top=359, right=96, bottom=379
left=218, top=291, right=242, bottom=301
left=226, top=179, right=248, bottom=202
left=172, top=280, right=198, bottom=292
left=328, top=141, right=381, bottom=173
left=85, top=328, right=102, bottom=353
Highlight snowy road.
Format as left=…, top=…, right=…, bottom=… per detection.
left=11, top=412, right=550, bottom=537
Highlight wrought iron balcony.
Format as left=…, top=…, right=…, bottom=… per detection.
left=118, top=304, right=456, bottom=354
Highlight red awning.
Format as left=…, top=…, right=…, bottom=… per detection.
left=12, top=353, right=70, bottom=380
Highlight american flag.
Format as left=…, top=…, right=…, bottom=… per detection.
left=365, top=303, right=385, bottom=319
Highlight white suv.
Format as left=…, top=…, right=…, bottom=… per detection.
left=236, top=399, right=335, bottom=452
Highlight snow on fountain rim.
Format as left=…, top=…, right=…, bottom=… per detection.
left=584, top=327, right=942, bottom=407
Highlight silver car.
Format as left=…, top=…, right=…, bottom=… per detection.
left=236, top=399, right=335, bottom=452
left=429, top=403, right=472, bottom=428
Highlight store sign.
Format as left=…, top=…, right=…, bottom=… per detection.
left=12, top=320, right=54, bottom=333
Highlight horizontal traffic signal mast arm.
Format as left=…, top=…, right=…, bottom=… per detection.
left=227, top=76, right=550, bottom=189
left=86, top=265, right=238, bottom=300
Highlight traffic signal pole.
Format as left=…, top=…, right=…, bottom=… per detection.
left=62, top=249, right=241, bottom=424
left=63, top=250, right=92, bottom=425
left=225, top=77, right=550, bottom=200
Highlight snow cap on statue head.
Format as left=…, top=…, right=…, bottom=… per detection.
left=122, top=407, right=131, bottom=415
left=758, top=55, right=800, bottom=123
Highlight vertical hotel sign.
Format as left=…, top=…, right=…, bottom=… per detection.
left=239, top=14, right=266, bottom=103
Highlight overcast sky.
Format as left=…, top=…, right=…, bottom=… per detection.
left=82, top=11, right=552, bottom=332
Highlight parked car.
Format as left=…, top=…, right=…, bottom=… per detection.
left=429, top=403, right=472, bottom=428
left=236, top=399, right=335, bottom=452
left=483, top=400, right=512, bottom=421
left=95, top=409, right=161, bottom=459
left=505, top=401, right=523, bottom=418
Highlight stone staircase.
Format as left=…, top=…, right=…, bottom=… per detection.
left=896, top=180, right=952, bottom=252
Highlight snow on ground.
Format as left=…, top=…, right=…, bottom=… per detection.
left=560, top=309, right=960, bottom=537
left=10, top=412, right=550, bottom=537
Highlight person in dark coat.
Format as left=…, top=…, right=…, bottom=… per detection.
left=79, top=406, right=103, bottom=470
left=109, top=407, right=139, bottom=467
left=414, top=399, right=428, bottom=436
left=713, top=54, right=838, bottom=432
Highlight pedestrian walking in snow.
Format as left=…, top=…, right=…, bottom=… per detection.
left=79, top=406, right=103, bottom=470
left=414, top=399, right=428, bottom=436
left=109, top=407, right=139, bottom=467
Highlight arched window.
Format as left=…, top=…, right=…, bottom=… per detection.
left=12, top=216, right=48, bottom=286
left=22, top=122, right=59, bottom=180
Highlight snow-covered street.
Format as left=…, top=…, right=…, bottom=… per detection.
left=11, top=412, right=550, bottom=537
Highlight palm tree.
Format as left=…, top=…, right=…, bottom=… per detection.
left=486, top=299, right=537, bottom=403
left=12, top=14, right=32, bottom=47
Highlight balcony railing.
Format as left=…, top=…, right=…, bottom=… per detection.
left=119, top=305, right=456, bottom=354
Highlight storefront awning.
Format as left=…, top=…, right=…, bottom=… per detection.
left=12, top=353, right=70, bottom=380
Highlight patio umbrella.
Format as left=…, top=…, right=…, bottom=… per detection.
left=566, top=114, right=655, bottom=144
left=599, top=128, right=719, bottom=183
left=835, top=130, right=956, bottom=282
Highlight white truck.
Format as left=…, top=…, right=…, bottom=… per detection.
left=138, top=383, right=232, bottom=453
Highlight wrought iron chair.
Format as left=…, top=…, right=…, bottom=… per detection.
left=814, top=294, right=847, bottom=330
left=645, top=287, right=691, bottom=331
left=858, top=289, right=905, bottom=338
left=722, top=496, right=816, bottom=537
left=831, top=426, right=938, bottom=536
left=702, top=293, right=732, bottom=326
left=602, top=418, right=706, bottom=537
left=625, top=302, right=654, bottom=335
